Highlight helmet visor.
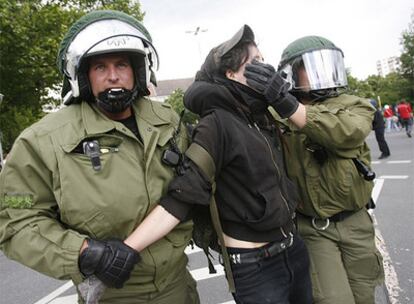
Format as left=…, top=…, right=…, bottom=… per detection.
left=280, top=49, right=347, bottom=91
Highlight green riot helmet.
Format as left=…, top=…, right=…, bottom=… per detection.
left=57, top=10, right=159, bottom=108
left=278, top=36, right=347, bottom=97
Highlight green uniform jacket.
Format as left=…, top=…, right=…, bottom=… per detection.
left=0, top=98, right=192, bottom=299
left=277, top=94, right=375, bottom=219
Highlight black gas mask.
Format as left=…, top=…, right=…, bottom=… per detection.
left=96, top=87, right=138, bottom=113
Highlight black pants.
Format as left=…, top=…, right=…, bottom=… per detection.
left=374, top=128, right=390, bottom=155
left=401, top=118, right=413, bottom=135
left=229, top=235, right=312, bottom=304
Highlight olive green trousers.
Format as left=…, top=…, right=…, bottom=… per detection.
left=297, top=209, right=384, bottom=304
left=96, top=268, right=199, bottom=304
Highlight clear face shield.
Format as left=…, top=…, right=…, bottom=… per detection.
left=280, top=49, right=347, bottom=92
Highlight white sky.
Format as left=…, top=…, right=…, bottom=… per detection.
left=139, top=0, right=413, bottom=81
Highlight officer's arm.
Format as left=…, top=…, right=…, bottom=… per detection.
left=124, top=114, right=223, bottom=252
left=288, top=103, right=307, bottom=129
left=124, top=205, right=179, bottom=252
left=298, top=98, right=375, bottom=151
left=0, top=129, right=86, bottom=280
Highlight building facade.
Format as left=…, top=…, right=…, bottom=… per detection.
left=376, top=56, right=400, bottom=77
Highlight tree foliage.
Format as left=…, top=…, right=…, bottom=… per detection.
left=399, top=10, right=414, bottom=100
left=0, top=0, right=144, bottom=152
left=346, top=74, right=374, bottom=98
left=347, top=73, right=410, bottom=107
left=165, top=88, right=199, bottom=125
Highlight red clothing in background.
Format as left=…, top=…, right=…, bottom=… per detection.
left=383, top=108, right=394, bottom=118
left=397, top=103, right=413, bottom=119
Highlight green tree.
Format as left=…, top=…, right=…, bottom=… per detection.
left=399, top=10, right=414, bottom=100
left=1, top=1, right=72, bottom=151
left=346, top=74, right=374, bottom=98
left=347, top=72, right=410, bottom=107
left=0, top=0, right=144, bottom=152
left=366, top=73, right=410, bottom=106
left=165, top=89, right=199, bottom=125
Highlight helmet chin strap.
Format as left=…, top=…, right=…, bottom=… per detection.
left=96, top=87, right=138, bottom=113
left=291, top=89, right=341, bottom=103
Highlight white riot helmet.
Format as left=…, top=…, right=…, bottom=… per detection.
left=57, top=10, right=159, bottom=109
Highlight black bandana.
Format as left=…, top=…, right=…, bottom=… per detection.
left=97, top=87, right=138, bottom=113
left=222, top=78, right=268, bottom=114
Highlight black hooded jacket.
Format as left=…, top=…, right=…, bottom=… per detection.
left=159, top=77, right=300, bottom=242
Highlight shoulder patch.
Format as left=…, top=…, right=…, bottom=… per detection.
left=1, top=194, right=34, bottom=209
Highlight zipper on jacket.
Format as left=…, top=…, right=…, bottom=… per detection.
left=253, top=122, right=291, bottom=214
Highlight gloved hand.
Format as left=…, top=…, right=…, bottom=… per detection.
left=79, top=238, right=141, bottom=289
left=244, top=60, right=299, bottom=118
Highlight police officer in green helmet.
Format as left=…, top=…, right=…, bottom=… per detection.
left=0, top=10, right=199, bottom=304
left=244, top=36, right=384, bottom=304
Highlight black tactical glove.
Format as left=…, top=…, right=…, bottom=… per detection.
left=79, top=238, right=141, bottom=289
left=244, top=60, right=299, bottom=118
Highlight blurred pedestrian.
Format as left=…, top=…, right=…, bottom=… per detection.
left=383, top=104, right=395, bottom=132
left=397, top=100, right=413, bottom=138
left=371, top=99, right=391, bottom=158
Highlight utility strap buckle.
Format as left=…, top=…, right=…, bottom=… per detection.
left=311, top=218, right=330, bottom=230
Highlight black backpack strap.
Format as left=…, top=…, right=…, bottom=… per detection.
left=185, top=143, right=236, bottom=293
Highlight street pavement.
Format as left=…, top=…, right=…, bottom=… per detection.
left=0, top=129, right=412, bottom=304
left=368, top=129, right=414, bottom=304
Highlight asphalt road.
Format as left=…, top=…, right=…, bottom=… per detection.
left=367, top=130, right=414, bottom=304
left=0, top=129, right=412, bottom=304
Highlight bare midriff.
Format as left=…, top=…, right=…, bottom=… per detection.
left=223, top=233, right=268, bottom=249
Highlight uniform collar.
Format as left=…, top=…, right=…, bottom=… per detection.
left=81, top=101, right=116, bottom=135
left=81, top=97, right=171, bottom=135
left=133, top=97, right=171, bottom=127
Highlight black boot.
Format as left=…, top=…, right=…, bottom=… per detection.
left=378, top=153, right=390, bottom=159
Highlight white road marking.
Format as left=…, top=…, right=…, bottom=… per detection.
left=190, top=264, right=225, bottom=281
left=32, top=281, right=73, bottom=304
left=185, top=245, right=203, bottom=254
left=379, top=175, right=409, bottom=179
left=374, top=224, right=402, bottom=304
left=48, top=295, right=77, bottom=304
left=371, top=160, right=411, bottom=165
left=372, top=178, right=401, bottom=304
left=386, top=160, right=412, bottom=164
left=372, top=178, right=385, bottom=204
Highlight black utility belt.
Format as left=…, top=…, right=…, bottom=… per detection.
left=228, top=234, right=294, bottom=265
left=299, top=209, right=359, bottom=231
left=327, top=209, right=356, bottom=222
left=300, top=198, right=375, bottom=231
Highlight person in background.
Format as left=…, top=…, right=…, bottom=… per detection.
left=371, top=99, right=391, bottom=158
left=244, top=35, right=384, bottom=304
left=397, top=100, right=413, bottom=138
left=0, top=10, right=199, bottom=304
left=383, top=104, right=395, bottom=132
